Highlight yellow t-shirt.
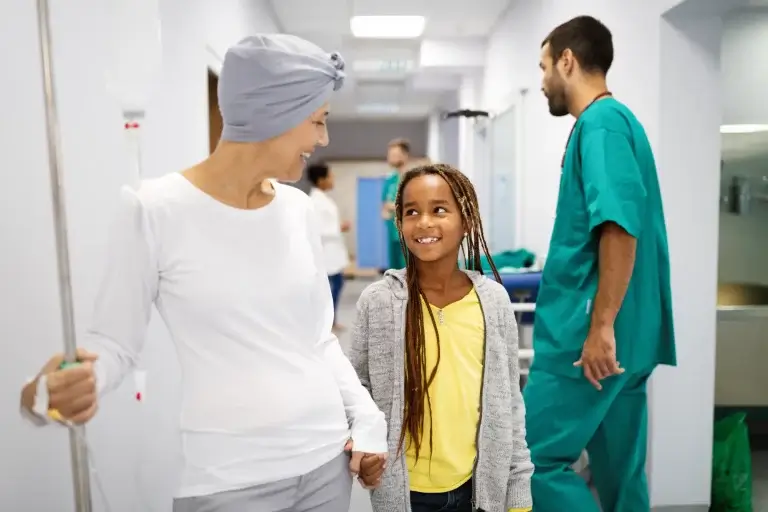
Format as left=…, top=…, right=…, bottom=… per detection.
left=406, top=288, right=484, bottom=493
left=404, top=288, right=533, bottom=512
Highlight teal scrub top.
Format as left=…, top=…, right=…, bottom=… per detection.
left=533, top=98, right=677, bottom=378
left=382, top=171, right=401, bottom=242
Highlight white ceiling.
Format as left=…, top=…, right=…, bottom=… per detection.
left=268, top=0, right=512, bottom=119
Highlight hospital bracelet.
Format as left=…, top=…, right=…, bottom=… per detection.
left=48, top=409, right=65, bottom=422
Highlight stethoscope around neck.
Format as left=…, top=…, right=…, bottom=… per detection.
left=560, top=91, right=612, bottom=168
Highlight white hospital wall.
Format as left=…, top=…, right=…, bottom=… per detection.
left=0, top=1, right=278, bottom=511
left=427, top=113, right=442, bottom=162
left=437, top=91, right=461, bottom=168
left=721, top=8, right=768, bottom=127
left=482, top=0, right=732, bottom=507
left=457, top=74, right=483, bottom=183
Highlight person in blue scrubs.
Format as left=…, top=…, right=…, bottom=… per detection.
left=523, top=16, right=677, bottom=512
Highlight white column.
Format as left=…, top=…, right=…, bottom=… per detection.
left=649, top=7, right=723, bottom=507
left=427, top=112, right=441, bottom=163
left=458, top=74, right=480, bottom=181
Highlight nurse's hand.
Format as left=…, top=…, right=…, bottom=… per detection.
left=574, top=326, right=624, bottom=390
left=382, top=202, right=397, bottom=219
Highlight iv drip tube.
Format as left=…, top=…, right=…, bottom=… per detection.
left=35, top=0, right=93, bottom=510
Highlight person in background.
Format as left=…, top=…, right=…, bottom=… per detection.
left=351, top=163, right=533, bottom=512
left=308, top=162, right=351, bottom=332
left=523, top=15, right=676, bottom=512
left=381, top=138, right=411, bottom=270
left=19, top=34, right=387, bottom=512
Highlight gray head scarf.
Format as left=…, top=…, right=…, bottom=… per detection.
left=218, top=34, right=345, bottom=142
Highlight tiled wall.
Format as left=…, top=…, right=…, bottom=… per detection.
left=716, top=154, right=768, bottom=408
left=719, top=156, right=768, bottom=286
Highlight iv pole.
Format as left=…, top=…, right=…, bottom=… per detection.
left=35, top=0, right=94, bottom=510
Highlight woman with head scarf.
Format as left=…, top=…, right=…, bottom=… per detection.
left=19, top=34, right=388, bottom=511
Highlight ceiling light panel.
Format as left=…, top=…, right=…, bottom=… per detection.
left=721, top=124, right=768, bottom=134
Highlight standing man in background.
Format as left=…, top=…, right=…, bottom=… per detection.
left=381, top=138, right=411, bottom=270
left=523, top=15, right=676, bottom=512
left=308, top=162, right=351, bottom=333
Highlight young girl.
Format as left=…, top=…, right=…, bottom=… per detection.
left=349, top=163, right=533, bottom=512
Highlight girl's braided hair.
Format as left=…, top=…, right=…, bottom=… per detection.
left=393, top=163, right=501, bottom=461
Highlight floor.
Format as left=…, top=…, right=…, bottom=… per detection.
left=335, top=278, right=376, bottom=512
left=335, top=277, right=768, bottom=511
left=753, top=451, right=768, bottom=509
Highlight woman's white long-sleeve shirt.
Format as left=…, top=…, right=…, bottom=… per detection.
left=78, top=173, right=386, bottom=498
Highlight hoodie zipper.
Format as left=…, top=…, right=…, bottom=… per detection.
left=471, top=295, right=488, bottom=510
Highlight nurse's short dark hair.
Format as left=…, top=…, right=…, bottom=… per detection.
left=388, top=138, right=411, bottom=155
left=542, top=15, right=614, bottom=75
left=307, top=162, right=330, bottom=185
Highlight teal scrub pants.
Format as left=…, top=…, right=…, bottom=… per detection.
left=523, top=369, right=651, bottom=512
left=388, top=239, right=406, bottom=270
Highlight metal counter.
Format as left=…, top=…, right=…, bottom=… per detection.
left=717, top=305, right=768, bottom=320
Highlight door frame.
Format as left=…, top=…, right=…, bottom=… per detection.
left=472, top=117, right=492, bottom=226
left=487, top=87, right=528, bottom=250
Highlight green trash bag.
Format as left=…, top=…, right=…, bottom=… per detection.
left=711, top=413, right=752, bottom=511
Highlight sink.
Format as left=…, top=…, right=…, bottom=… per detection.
left=718, top=283, right=768, bottom=306
left=715, top=283, right=768, bottom=407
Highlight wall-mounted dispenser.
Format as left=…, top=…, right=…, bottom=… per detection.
left=442, top=109, right=490, bottom=120
left=725, top=176, right=752, bottom=215
left=722, top=174, right=768, bottom=215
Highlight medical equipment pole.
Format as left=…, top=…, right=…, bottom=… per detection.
left=35, top=0, right=94, bottom=510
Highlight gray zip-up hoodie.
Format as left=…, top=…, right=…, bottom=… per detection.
left=348, top=268, right=533, bottom=512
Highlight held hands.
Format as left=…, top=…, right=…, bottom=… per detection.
left=381, top=202, right=396, bottom=220
left=344, top=440, right=387, bottom=490
left=574, top=326, right=624, bottom=391
left=22, top=348, right=99, bottom=424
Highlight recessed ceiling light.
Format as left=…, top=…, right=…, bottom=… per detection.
left=350, top=15, right=426, bottom=39
left=720, top=124, right=768, bottom=134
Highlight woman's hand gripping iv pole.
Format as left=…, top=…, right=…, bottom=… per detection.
left=46, top=363, right=150, bottom=512
left=48, top=360, right=146, bottom=422
left=27, top=349, right=98, bottom=425
left=31, top=351, right=108, bottom=512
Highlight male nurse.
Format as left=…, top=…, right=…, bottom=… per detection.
left=381, top=138, right=411, bottom=269
left=523, top=15, right=677, bottom=512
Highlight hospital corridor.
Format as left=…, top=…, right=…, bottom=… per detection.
left=2, top=0, right=768, bottom=511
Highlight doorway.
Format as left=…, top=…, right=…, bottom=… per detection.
left=488, top=104, right=519, bottom=252
left=207, top=68, right=222, bottom=154
left=473, top=120, right=492, bottom=227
